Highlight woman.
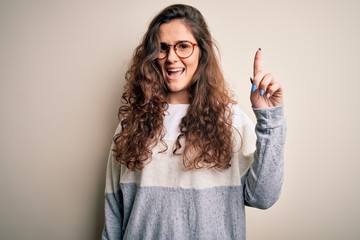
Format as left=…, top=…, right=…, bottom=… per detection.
left=102, top=4, right=286, bottom=240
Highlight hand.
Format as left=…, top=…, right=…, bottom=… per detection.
left=250, top=49, right=283, bottom=108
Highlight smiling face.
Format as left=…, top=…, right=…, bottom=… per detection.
left=157, top=19, right=200, bottom=104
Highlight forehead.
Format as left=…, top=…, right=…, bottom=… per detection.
left=158, top=19, right=196, bottom=43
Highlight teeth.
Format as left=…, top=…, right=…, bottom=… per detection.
left=167, top=68, right=183, bottom=72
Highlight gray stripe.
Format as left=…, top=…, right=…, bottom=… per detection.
left=103, top=191, right=123, bottom=240
left=106, top=183, right=246, bottom=240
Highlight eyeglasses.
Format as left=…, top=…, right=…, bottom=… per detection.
left=157, top=41, right=197, bottom=60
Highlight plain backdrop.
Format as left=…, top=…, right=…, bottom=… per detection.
left=1, top=0, right=359, bottom=239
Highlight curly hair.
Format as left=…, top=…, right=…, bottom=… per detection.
left=113, top=4, right=237, bottom=171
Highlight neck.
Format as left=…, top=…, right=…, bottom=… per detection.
left=167, top=91, right=190, bottom=104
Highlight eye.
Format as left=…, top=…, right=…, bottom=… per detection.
left=160, top=43, right=169, bottom=51
left=177, top=42, right=191, bottom=50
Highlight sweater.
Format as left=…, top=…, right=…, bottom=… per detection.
left=102, top=104, right=287, bottom=240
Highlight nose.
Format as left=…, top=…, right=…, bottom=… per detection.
left=166, top=46, right=179, bottom=62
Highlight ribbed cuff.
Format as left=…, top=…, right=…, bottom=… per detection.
left=252, top=105, right=285, bottom=129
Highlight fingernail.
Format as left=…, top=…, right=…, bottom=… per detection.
left=250, top=77, right=253, bottom=84
left=251, top=84, right=257, bottom=93
left=260, top=89, right=265, bottom=96
left=266, top=93, right=271, bottom=98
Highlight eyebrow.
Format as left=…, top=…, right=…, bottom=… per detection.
left=159, top=40, right=190, bottom=45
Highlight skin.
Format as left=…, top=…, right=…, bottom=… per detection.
left=156, top=19, right=200, bottom=104
left=251, top=49, right=284, bottom=108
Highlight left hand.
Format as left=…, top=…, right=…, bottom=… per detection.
left=250, top=49, right=283, bottom=108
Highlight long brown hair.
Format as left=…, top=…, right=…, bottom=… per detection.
left=113, top=4, right=236, bottom=171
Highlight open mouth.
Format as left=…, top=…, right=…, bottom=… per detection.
left=166, top=67, right=185, bottom=77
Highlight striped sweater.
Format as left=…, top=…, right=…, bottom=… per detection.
left=102, top=104, right=286, bottom=240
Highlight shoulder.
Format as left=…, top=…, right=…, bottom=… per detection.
left=114, top=121, right=122, bottom=135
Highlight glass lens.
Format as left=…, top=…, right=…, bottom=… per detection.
left=175, top=41, right=193, bottom=58
left=158, top=43, right=169, bottom=59
left=157, top=41, right=195, bottom=59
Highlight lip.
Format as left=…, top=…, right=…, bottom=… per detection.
left=165, top=67, right=185, bottom=80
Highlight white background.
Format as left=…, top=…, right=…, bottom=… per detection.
left=1, top=0, right=359, bottom=239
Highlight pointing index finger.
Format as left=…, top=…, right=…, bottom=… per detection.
left=253, top=48, right=262, bottom=76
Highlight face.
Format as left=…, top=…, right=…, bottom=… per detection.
left=156, top=19, right=200, bottom=104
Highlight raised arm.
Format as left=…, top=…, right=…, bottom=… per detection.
left=244, top=49, right=287, bottom=209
